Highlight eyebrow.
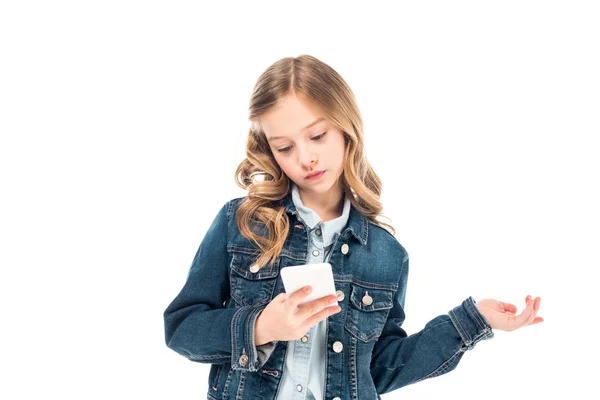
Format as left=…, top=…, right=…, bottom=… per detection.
left=267, top=117, right=326, bottom=142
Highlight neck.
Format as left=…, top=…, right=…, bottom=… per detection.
left=298, top=181, right=344, bottom=222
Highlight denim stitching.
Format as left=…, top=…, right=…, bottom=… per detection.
left=465, top=297, right=494, bottom=344
left=466, top=297, right=486, bottom=331
left=350, top=336, right=358, bottom=400
left=245, top=308, right=253, bottom=371
left=231, top=306, right=245, bottom=369
left=448, top=309, right=472, bottom=347
left=222, top=367, right=234, bottom=399
left=352, top=277, right=398, bottom=291
left=189, top=354, right=229, bottom=361
left=246, top=306, right=264, bottom=371
left=413, top=347, right=465, bottom=384
left=235, top=370, right=246, bottom=400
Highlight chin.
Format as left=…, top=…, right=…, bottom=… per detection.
left=303, top=181, right=334, bottom=192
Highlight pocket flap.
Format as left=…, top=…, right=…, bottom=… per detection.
left=230, top=250, right=279, bottom=280
left=349, top=284, right=393, bottom=311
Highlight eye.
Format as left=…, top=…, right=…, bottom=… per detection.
left=276, top=132, right=326, bottom=154
left=312, top=132, right=327, bottom=141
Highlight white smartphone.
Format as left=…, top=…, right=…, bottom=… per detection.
left=280, top=262, right=338, bottom=305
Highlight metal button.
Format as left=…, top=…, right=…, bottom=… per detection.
left=341, top=244, right=349, bottom=254
left=301, top=335, right=308, bottom=343
left=312, top=249, right=320, bottom=257
left=315, top=228, right=322, bottom=236
left=336, top=290, right=345, bottom=302
left=362, top=291, right=373, bottom=306
left=296, top=384, right=303, bottom=392
left=238, top=354, right=248, bottom=367
left=332, top=341, right=343, bottom=353
left=249, top=264, right=260, bottom=274
left=333, top=397, right=342, bottom=400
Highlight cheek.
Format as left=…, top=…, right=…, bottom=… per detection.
left=274, top=155, right=294, bottom=175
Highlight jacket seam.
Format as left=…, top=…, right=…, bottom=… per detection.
left=189, top=354, right=230, bottom=361
left=413, top=347, right=465, bottom=384
left=352, top=277, right=398, bottom=291
left=231, top=305, right=245, bottom=369
left=448, top=308, right=471, bottom=346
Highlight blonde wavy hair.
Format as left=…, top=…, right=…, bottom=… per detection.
left=234, top=54, right=395, bottom=270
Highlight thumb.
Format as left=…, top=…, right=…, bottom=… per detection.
left=273, top=293, right=288, bottom=303
left=499, top=301, right=517, bottom=314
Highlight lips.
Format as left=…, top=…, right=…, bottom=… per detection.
left=306, top=170, right=325, bottom=179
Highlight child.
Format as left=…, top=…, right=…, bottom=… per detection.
left=163, top=54, right=543, bottom=400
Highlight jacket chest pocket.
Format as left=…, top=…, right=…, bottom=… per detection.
left=229, top=249, right=279, bottom=307
left=345, top=283, right=394, bottom=342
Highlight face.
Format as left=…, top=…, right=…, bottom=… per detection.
left=260, top=93, right=346, bottom=199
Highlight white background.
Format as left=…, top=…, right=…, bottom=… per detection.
left=1, top=1, right=598, bottom=399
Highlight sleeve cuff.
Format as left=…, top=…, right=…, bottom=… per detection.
left=253, top=310, right=278, bottom=366
left=231, top=305, right=271, bottom=371
left=448, top=296, right=494, bottom=351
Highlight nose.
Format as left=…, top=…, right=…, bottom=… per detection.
left=297, top=145, right=317, bottom=168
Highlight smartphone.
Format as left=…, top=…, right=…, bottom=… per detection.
left=280, top=262, right=338, bottom=305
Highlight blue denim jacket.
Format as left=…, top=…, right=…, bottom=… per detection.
left=163, top=191, right=494, bottom=400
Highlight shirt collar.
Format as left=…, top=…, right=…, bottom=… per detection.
left=280, top=182, right=368, bottom=246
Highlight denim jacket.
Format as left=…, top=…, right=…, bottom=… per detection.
left=163, top=191, right=494, bottom=400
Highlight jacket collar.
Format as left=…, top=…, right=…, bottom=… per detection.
left=279, top=188, right=368, bottom=246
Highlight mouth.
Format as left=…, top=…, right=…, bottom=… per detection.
left=305, top=170, right=326, bottom=179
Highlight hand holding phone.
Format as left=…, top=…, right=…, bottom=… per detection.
left=254, top=263, right=340, bottom=344
left=280, top=262, right=338, bottom=305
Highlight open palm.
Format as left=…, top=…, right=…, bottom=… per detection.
left=475, top=295, right=543, bottom=332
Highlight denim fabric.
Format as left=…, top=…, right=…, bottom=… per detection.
left=275, top=182, right=351, bottom=400
left=163, top=190, right=494, bottom=400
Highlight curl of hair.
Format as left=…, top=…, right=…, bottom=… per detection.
left=235, top=55, right=395, bottom=270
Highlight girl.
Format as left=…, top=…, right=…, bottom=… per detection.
left=163, top=54, right=543, bottom=400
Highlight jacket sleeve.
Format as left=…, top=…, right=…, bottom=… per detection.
left=370, top=254, right=495, bottom=394
left=163, top=200, right=276, bottom=372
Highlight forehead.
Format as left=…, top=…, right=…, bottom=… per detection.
left=261, top=94, right=327, bottom=139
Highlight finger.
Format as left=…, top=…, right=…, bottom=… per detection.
left=284, top=285, right=313, bottom=311
left=499, top=301, right=517, bottom=314
left=273, top=292, right=288, bottom=303
left=524, top=297, right=540, bottom=324
left=513, top=300, right=535, bottom=328
left=527, top=297, right=542, bottom=324
left=529, top=317, right=544, bottom=325
left=525, top=295, right=532, bottom=304
left=296, top=294, right=338, bottom=320
left=299, top=305, right=341, bottom=331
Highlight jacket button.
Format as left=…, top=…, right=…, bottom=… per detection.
left=238, top=354, right=248, bottom=367
left=296, top=384, right=303, bottom=392
left=301, top=335, right=308, bottom=343
left=333, top=397, right=342, bottom=400
left=362, top=292, right=373, bottom=306
left=315, top=228, right=322, bottom=236
left=312, top=250, right=320, bottom=256
left=341, top=244, right=349, bottom=254
left=332, top=341, right=343, bottom=353
left=249, top=264, right=260, bottom=274
left=336, top=290, right=345, bottom=302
